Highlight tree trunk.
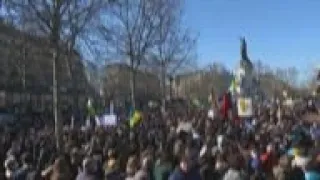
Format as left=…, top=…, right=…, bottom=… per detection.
left=169, top=76, right=173, bottom=99
left=130, top=62, right=136, bottom=109
left=51, top=1, right=62, bottom=153
left=20, top=47, right=26, bottom=120
left=67, top=42, right=79, bottom=124
left=160, top=62, right=166, bottom=113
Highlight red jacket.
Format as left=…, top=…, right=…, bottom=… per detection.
left=220, top=93, right=231, bottom=119
left=260, top=152, right=277, bottom=173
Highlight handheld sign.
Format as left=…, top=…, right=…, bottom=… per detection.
left=208, top=109, right=215, bottom=119
left=100, top=114, right=117, bottom=126
left=237, top=97, right=253, bottom=117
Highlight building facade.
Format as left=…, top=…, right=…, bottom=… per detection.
left=102, top=63, right=161, bottom=104
left=0, top=21, right=93, bottom=112
left=173, top=71, right=204, bottom=99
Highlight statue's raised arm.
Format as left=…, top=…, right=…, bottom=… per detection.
left=240, top=37, right=253, bottom=71
left=240, top=37, right=248, bottom=60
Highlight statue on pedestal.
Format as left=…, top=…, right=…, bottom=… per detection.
left=240, top=37, right=253, bottom=72
left=233, top=37, right=255, bottom=118
left=234, top=37, right=254, bottom=97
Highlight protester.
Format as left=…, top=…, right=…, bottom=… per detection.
left=0, top=96, right=320, bottom=180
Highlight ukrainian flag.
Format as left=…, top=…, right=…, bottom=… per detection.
left=229, top=78, right=236, bottom=93
left=129, top=109, right=143, bottom=128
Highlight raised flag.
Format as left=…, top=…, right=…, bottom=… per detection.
left=129, top=110, right=142, bottom=128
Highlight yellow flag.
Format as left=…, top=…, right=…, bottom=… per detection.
left=129, top=110, right=142, bottom=128
left=239, top=99, right=247, bottom=112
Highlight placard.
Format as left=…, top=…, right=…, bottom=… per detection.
left=237, top=97, right=253, bottom=117
left=100, top=114, right=117, bottom=126
left=176, top=122, right=192, bottom=133
left=208, top=109, right=215, bottom=119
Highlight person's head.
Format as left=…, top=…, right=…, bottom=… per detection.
left=173, top=140, right=184, bottom=157
left=157, top=151, right=170, bottom=165
left=179, top=155, right=192, bottom=173
left=4, top=155, right=18, bottom=171
left=49, top=156, right=72, bottom=180
left=52, top=156, right=70, bottom=174
left=126, top=155, right=139, bottom=176
left=278, top=155, right=290, bottom=168
left=107, top=148, right=116, bottom=159
left=250, top=149, right=258, bottom=159
left=141, top=156, right=152, bottom=171
left=4, top=155, right=18, bottom=179
left=104, top=157, right=119, bottom=173
left=185, top=144, right=199, bottom=163
left=21, top=152, right=33, bottom=165
left=228, top=154, right=242, bottom=170
left=266, top=144, right=274, bottom=153
left=70, top=147, right=81, bottom=165
left=10, top=140, right=21, bottom=154
left=313, top=122, right=318, bottom=128
left=82, top=157, right=98, bottom=174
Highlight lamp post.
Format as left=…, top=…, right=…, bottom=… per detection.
left=52, top=50, right=61, bottom=152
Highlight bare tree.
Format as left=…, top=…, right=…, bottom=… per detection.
left=174, top=63, right=232, bottom=104
left=286, top=67, right=299, bottom=87
left=305, top=67, right=320, bottom=94
left=3, top=0, right=108, bottom=151
left=149, top=0, right=197, bottom=111
left=100, top=0, right=170, bottom=109
left=253, top=60, right=264, bottom=80
left=203, top=63, right=232, bottom=97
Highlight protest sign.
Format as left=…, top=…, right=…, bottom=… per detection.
left=237, top=97, right=253, bottom=117
left=100, top=114, right=117, bottom=126
left=208, top=109, right=215, bottom=119
left=176, top=122, right=192, bottom=133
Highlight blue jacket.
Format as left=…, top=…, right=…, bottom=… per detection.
left=169, top=167, right=201, bottom=180
left=305, top=171, right=320, bottom=180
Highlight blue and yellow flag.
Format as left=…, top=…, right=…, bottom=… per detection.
left=129, top=110, right=143, bottom=128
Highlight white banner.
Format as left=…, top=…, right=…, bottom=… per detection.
left=100, top=114, right=117, bottom=126
left=237, top=97, right=253, bottom=117
left=176, top=122, right=192, bottom=133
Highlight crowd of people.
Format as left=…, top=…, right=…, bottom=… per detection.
left=0, top=97, right=320, bottom=180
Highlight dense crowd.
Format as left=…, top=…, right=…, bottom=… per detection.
left=0, top=98, right=320, bottom=180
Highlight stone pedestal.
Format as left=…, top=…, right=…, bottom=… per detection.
left=233, top=37, right=256, bottom=118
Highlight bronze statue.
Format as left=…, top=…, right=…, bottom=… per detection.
left=240, top=37, right=248, bottom=61
left=240, top=37, right=253, bottom=71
